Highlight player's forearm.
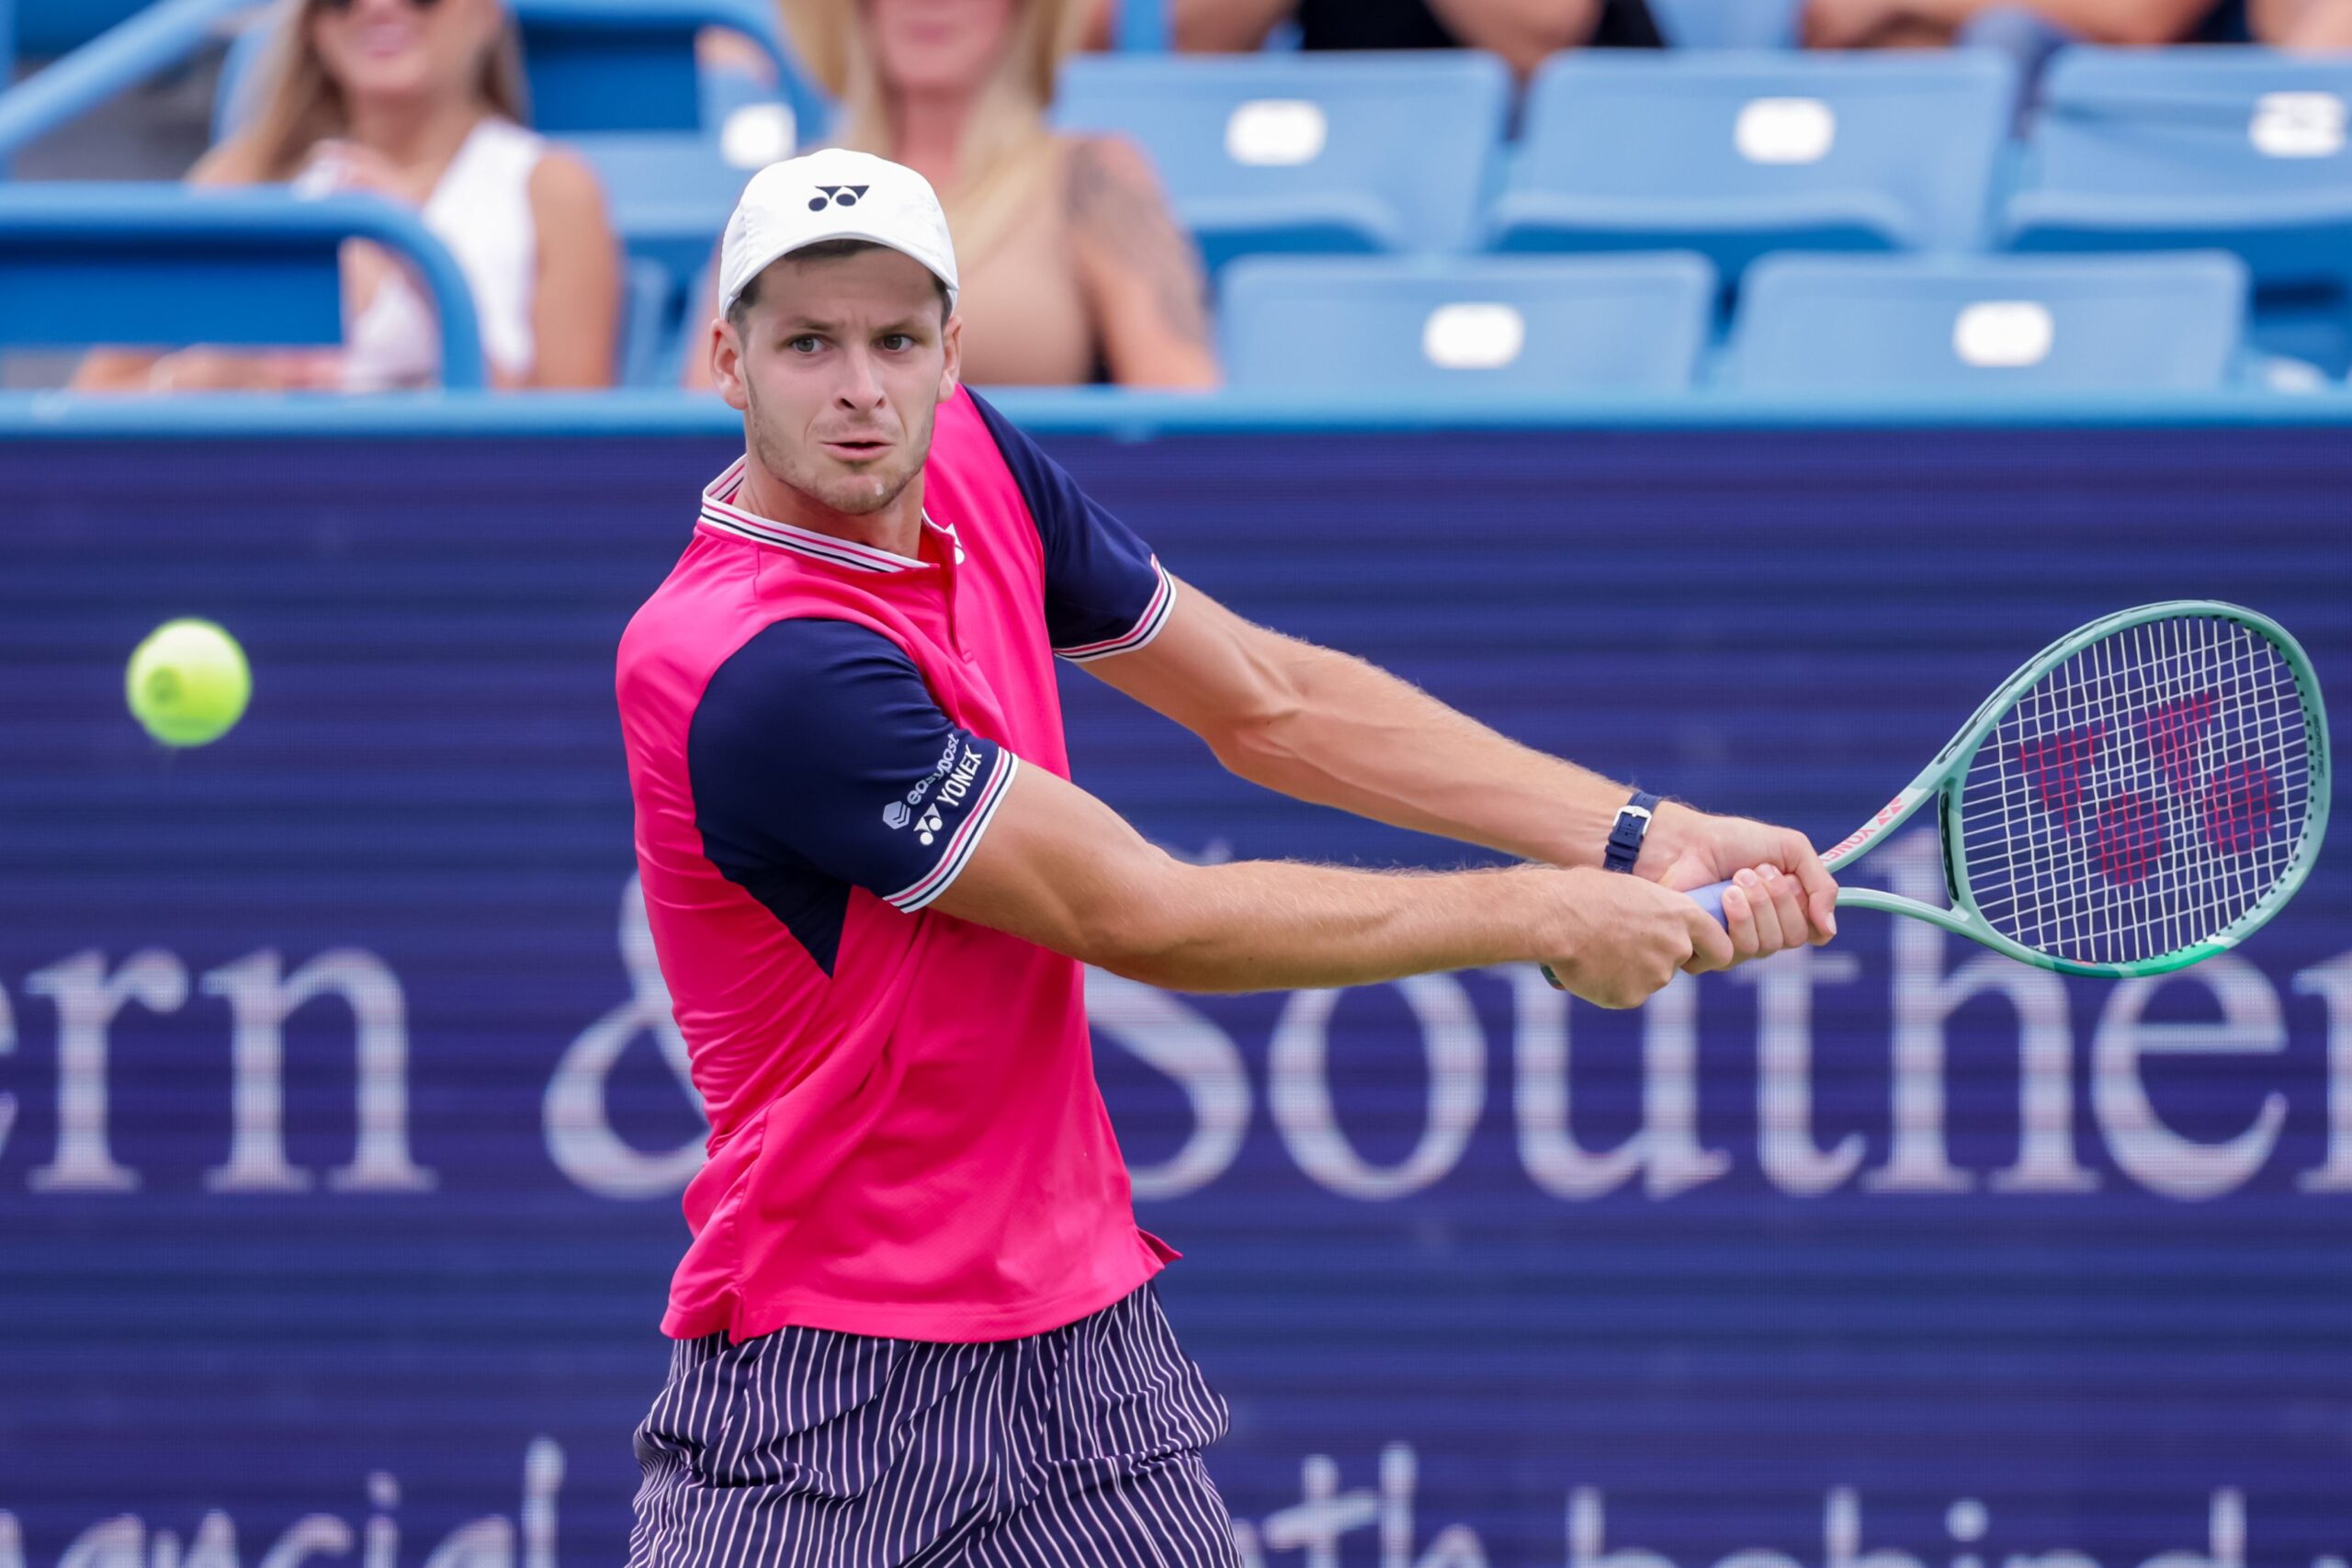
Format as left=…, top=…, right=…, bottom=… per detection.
left=1109, top=859, right=1576, bottom=993
left=1204, top=637, right=1654, bottom=872
left=939, top=765, right=1592, bottom=990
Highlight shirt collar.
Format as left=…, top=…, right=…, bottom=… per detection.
left=698, top=456, right=950, bottom=574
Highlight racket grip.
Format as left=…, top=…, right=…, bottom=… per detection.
left=1540, top=880, right=1737, bottom=990
left=1684, top=880, right=1732, bottom=923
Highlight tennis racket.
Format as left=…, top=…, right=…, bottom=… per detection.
left=1577, top=601, right=2331, bottom=982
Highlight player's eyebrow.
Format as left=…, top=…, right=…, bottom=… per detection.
left=776, top=311, right=932, bottom=336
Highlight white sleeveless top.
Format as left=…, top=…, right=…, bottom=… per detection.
left=334, top=118, right=546, bottom=389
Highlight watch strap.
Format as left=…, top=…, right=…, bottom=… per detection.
left=1603, top=790, right=1662, bottom=874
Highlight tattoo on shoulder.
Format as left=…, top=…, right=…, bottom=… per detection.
left=1068, top=138, right=1214, bottom=350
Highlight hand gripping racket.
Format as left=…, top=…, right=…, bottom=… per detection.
left=1598, top=602, right=2329, bottom=981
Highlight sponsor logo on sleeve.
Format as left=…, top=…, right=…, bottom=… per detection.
left=885, top=739, right=970, bottom=829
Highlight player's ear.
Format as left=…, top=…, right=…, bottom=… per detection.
left=938, top=311, right=962, bottom=400
left=711, top=317, right=750, bottom=412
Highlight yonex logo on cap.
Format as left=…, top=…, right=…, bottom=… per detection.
left=718, top=152, right=959, bottom=316
left=915, top=805, right=944, bottom=845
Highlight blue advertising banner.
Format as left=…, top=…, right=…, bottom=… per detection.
left=1, top=423, right=2346, bottom=1568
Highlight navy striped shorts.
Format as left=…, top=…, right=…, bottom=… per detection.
left=627, top=1281, right=1242, bottom=1567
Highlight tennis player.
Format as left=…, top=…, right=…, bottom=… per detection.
left=616, top=148, right=1837, bottom=1568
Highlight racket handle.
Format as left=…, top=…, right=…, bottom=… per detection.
left=1539, top=881, right=1736, bottom=990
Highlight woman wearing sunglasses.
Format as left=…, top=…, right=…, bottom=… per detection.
left=76, top=0, right=618, bottom=392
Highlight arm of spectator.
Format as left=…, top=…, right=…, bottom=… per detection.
left=2259, top=0, right=2352, bottom=45
left=1067, top=135, right=1220, bottom=389
left=1805, top=0, right=2212, bottom=46
left=680, top=253, right=722, bottom=391
left=73, top=346, right=327, bottom=392
left=1170, top=0, right=1295, bottom=51
left=70, top=350, right=170, bottom=392
left=519, top=148, right=620, bottom=389
left=2295, top=0, right=2352, bottom=43
left=68, top=145, right=260, bottom=391
left=1423, top=0, right=1604, bottom=76
left=1081, top=0, right=1115, bottom=49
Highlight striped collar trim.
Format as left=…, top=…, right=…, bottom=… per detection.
left=698, top=457, right=924, bottom=574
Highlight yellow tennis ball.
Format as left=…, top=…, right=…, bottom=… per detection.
left=127, top=618, right=251, bottom=748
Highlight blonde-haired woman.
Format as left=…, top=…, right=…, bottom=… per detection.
left=76, top=0, right=617, bottom=392
left=692, top=0, right=1216, bottom=389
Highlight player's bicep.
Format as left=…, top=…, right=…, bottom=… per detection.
left=926, top=760, right=1182, bottom=969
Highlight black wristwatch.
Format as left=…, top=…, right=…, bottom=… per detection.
left=1602, top=790, right=1662, bottom=874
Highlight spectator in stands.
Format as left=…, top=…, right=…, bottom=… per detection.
left=1174, top=0, right=1666, bottom=77
left=1802, top=0, right=2352, bottom=48
left=2252, top=0, right=2352, bottom=41
left=685, top=0, right=1216, bottom=389
left=75, top=0, right=617, bottom=392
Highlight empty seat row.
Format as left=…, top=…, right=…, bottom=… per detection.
left=0, top=192, right=2284, bottom=398
left=1059, top=50, right=2352, bottom=276
left=1216, top=252, right=2258, bottom=393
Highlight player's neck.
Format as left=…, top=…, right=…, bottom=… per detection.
left=735, top=460, right=928, bottom=563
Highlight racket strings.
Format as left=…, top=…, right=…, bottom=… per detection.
left=1956, top=614, right=2313, bottom=965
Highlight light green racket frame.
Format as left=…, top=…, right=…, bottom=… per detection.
left=1816, top=600, right=2331, bottom=978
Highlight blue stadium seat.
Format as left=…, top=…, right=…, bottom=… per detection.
left=13, top=0, right=146, bottom=60
left=1726, top=252, right=2249, bottom=391
left=1219, top=254, right=1718, bottom=392
left=1489, top=53, right=2018, bottom=276
left=2005, top=48, right=2352, bottom=372
left=513, top=0, right=821, bottom=137
left=1648, top=0, right=1801, bottom=49
left=618, top=255, right=674, bottom=389
left=2007, top=49, right=2352, bottom=279
left=0, top=182, right=485, bottom=387
left=566, top=131, right=746, bottom=309
left=1053, top=52, right=1511, bottom=271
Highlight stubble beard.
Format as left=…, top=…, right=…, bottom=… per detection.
left=744, top=384, right=915, bottom=520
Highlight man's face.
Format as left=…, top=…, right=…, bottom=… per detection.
left=714, top=249, right=960, bottom=519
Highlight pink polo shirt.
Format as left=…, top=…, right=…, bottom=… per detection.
left=616, top=388, right=1180, bottom=1346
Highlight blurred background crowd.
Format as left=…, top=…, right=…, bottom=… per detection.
left=4, top=0, right=2350, bottom=394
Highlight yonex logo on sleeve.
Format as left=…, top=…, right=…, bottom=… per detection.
left=938, top=747, right=983, bottom=808
left=885, top=747, right=985, bottom=842
left=809, top=184, right=870, bottom=211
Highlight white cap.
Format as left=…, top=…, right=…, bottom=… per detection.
left=718, top=148, right=959, bottom=319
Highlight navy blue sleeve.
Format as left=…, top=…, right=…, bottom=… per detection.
left=688, top=619, right=1019, bottom=921
left=967, top=388, right=1176, bottom=661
